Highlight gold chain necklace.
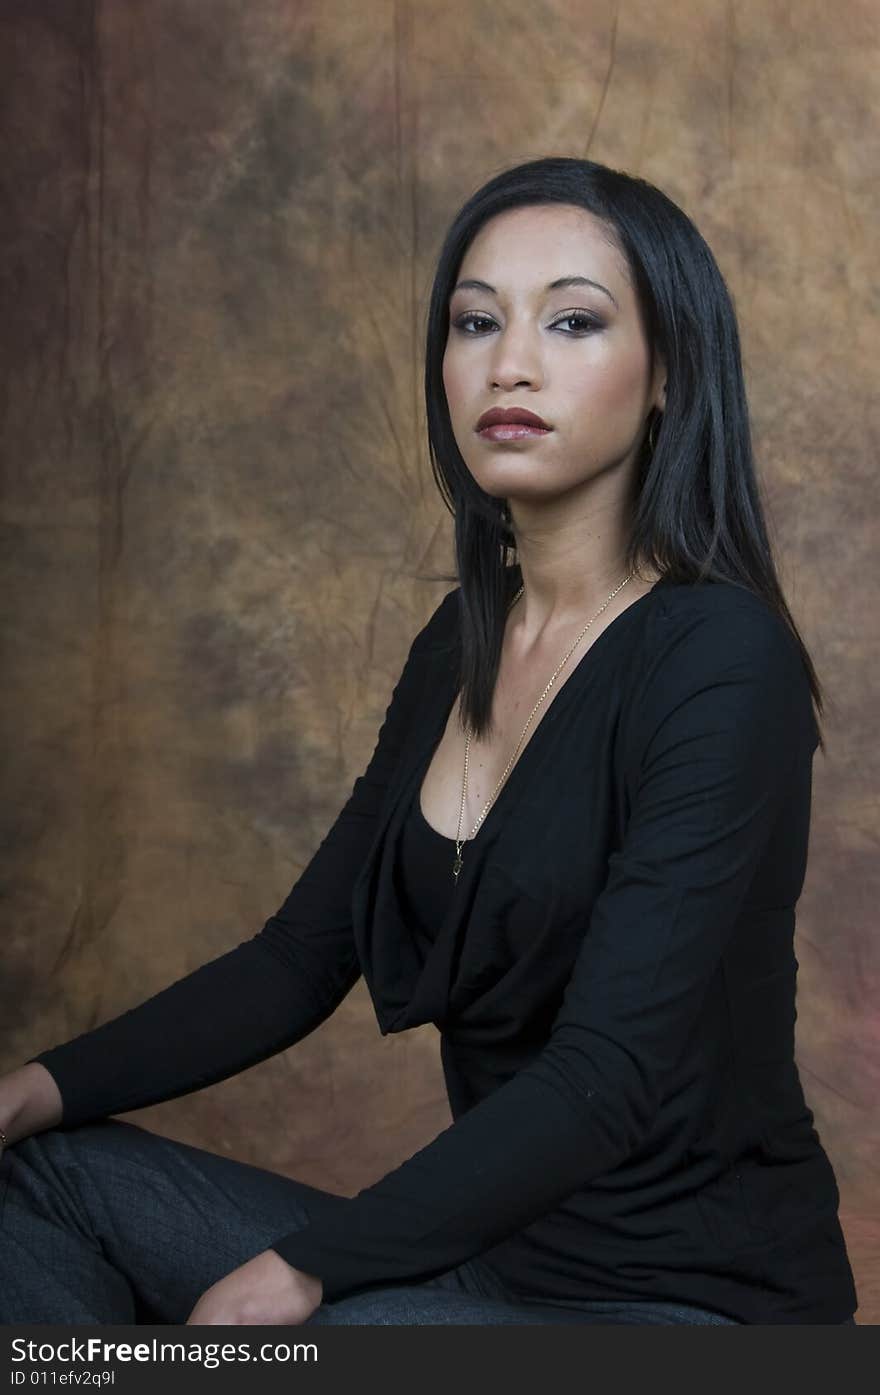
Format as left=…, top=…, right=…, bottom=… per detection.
left=452, top=571, right=636, bottom=882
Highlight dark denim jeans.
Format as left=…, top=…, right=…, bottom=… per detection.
left=0, top=1117, right=788, bottom=1326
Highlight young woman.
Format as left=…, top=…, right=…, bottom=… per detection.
left=0, top=157, right=859, bottom=1325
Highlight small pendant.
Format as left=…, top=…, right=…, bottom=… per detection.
left=452, top=851, right=463, bottom=882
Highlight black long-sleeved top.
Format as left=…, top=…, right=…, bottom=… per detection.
left=28, top=566, right=859, bottom=1324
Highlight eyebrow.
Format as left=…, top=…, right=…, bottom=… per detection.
left=450, top=275, right=618, bottom=309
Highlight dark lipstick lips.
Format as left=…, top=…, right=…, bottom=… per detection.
left=476, top=407, right=552, bottom=430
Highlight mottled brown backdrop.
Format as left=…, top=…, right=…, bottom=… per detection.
left=1, top=0, right=877, bottom=1319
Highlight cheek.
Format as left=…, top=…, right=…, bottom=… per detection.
left=442, top=350, right=461, bottom=406
left=443, top=365, right=473, bottom=435
left=576, top=353, right=649, bottom=420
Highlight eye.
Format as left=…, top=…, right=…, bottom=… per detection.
left=550, top=311, right=602, bottom=334
left=451, top=311, right=602, bottom=336
left=452, top=312, right=496, bottom=335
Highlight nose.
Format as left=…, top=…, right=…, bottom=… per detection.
left=487, top=320, right=545, bottom=391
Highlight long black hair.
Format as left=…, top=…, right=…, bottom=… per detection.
left=417, top=156, right=826, bottom=753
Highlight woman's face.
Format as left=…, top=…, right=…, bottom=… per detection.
left=442, top=203, right=665, bottom=513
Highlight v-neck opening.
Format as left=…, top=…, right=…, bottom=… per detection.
left=416, top=569, right=668, bottom=847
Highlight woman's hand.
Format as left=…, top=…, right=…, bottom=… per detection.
left=0, top=1063, right=63, bottom=1151
left=185, top=1249, right=323, bottom=1326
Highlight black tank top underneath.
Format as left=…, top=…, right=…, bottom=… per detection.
left=397, top=783, right=483, bottom=945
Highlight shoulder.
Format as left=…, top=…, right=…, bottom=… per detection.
left=628, top=576, right=818, bottom=751
left=411, top=565, right=523, bottom=654
left=650, top=574, right=780, bottom=623
left=408, top=583, right=461, bottom=658
left=645, top=577, right=802, bottom=672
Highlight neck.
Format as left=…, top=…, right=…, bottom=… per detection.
left=506, top=544, right=657, bottom=648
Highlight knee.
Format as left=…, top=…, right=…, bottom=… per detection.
left=3, top=1118, right=140, bottom=1174
left=12, top=1119, right=113, bottom=1151
left=305, top=1286, right=436, bottom=1326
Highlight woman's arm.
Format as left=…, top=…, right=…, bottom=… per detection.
left=24, top=589, right=458, bottom=1130
left=262, top=597, right=817, bottom=1301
